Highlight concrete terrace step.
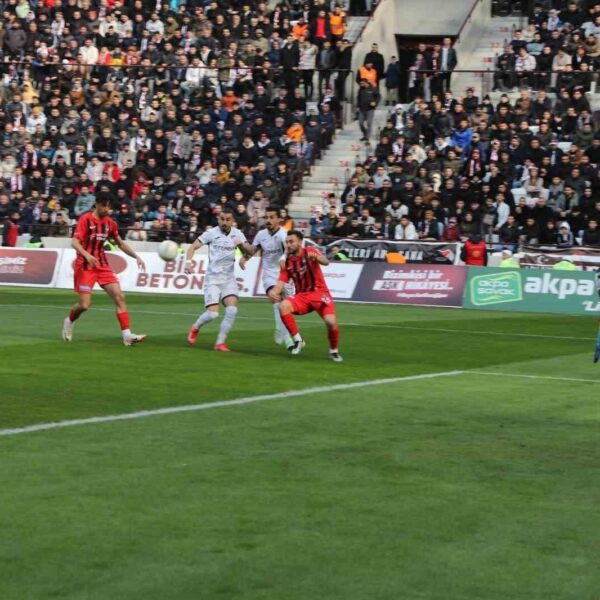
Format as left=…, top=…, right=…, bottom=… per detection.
left=311, top=165, right=350, bottom=173
left=345, top=16, right=369, bottom=44
left=319, top=148, right=362, bottom=156
left=301, top=181, right=345, bottom=190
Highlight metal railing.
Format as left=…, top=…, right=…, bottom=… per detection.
left=406, top=67, right=597, bottom=103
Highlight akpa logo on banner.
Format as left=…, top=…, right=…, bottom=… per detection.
left=524, top=272, right=595, bottom=300
left=469, top=271, right=522, bottom=306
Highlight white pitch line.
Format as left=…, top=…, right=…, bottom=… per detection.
left=0, top=370, right=464, bottom=438
left=0, top=304, right=593, bottom=342
left=342, top=322, right=593, bottom=341
left=472, top=371, right=600, bottom=385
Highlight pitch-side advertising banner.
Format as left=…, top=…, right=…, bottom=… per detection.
left=352, top=264, right=468, bottom=306
left=463, top=267, right=600, bottom=315
left=313, top=238, right=462, bottom=265
left=10, top=248, right=600, bottom=315
left=519, top=245, right=600, bottom=271
left=0, top=248, right=60, bottom=287
left=55, top=249, right=260, bottom=296
left=253, top=259, right=364, bottom=299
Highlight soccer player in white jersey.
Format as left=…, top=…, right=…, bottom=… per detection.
left=240, top=208, right=292, bottom=349
left=185, top=209, right=254, bottom=352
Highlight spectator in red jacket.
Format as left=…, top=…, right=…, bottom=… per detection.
left=2, top=213, right=20, bottom=247
left=441, top=216, right=461, bottom=241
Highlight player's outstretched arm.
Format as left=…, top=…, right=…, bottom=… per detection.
left=238, top=241, right=255, bottom=256
left=115, top=236, right=145, bottom=271
left=185, top=239, right=202, bottom=274
left=72, top=237, right=98, bottom=268
left=239, top=245, right=260, bottom=271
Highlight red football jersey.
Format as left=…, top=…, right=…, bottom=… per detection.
left=73, top=212, right=119, bottom=269
left=279, top=247, right=330, bottom=294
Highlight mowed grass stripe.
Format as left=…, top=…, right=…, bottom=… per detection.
left=2, top=370, right=598, bottom=439
left=2, top=374, right=599, bottom=600
left=1, top=289, right=595, bottom=431
left=0, top=371, right=465, bottom=437
left=0, top=302, right=594, bottom=341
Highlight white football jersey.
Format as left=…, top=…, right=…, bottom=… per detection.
left=253, top=226, right=287, bottom=283
left=198, top=226, right=247, bottom=280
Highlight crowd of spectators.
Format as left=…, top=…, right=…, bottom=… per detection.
left=0, top=0, right=366, bottom=246
left=310, top=1, right=600, bottom=251
left=4, top=0, right=600, bottom=256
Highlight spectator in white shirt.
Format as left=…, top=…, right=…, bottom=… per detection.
left=181, top=57, right=206, bottom=98
left=394, top=216, right=419, bottom=240
left=515, top=47, right=536, bottom=87
left=79, top=38, right=99, bottom=65
left=85, top=156, right=103, bottom=183
left=146, top=13, right=165, bottom=36
left=582, top=15, right=600, bottom=38
left=372, top=166, right=390, bottom=188
left=552, top=48, right=572, bottom=72
left=495, top=193, right=510, bottom=230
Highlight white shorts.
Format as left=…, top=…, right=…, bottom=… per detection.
left=203, top=279, right=239, bottom=307
left=263, top=275, right=294, bottom=297
left=263, top=274, right=279, bottom=293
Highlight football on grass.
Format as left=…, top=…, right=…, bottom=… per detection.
left=158, top=240, right=178, bottom=262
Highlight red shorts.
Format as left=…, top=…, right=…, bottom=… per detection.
left=288, top=291, right=336, bottom=318
left=74, top=264, right=119, bottom=294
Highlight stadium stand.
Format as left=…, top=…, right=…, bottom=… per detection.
left=2, top=0, right=600, bottom=257
left=306, top=0, right=600, bottom=251
left=0, top=0, right=376, bottom=246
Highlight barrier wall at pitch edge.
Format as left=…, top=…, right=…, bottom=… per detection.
left=1, top=248, right=599, bottom=315
left=463, top=267, right=600, bottom=315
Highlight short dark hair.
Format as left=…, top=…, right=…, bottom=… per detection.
left=288, top=229, right=304, bottom=240
left=266, top=208, right=279, bottom=216
left=221, top=208, right=234, bottom=216
left=95, top=197, right=110, bottom=207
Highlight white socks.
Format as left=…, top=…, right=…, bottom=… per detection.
left=122, top=328, right=131, bottom=339
left=216, top=306, right=238, bottom=345
left=273, top=302, right=289, bottom=338
left=194, top=310, right=219, bottom=330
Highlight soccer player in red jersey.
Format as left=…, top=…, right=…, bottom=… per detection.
left=268, top=230, right=342, bottom=362
left=62, top=197, right=147, bottom=346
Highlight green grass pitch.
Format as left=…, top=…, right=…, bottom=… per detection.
left=1, top=287, right=600, bottom=599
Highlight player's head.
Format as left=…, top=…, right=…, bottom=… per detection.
left=286, top=230, right=304, bottom=255
left=265, top=208, right=280, bottom=232
left=94, top=197, right=111, bottom=217
left=218, top=209, right=235, bottom=233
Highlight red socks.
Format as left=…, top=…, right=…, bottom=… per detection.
left=328, top=326, right=339, bottom=350
left=69, top=309, right=79, bottom=322
left=117, top=311, right=130, bottom=331
left=281, top=312, right=299, bottom=336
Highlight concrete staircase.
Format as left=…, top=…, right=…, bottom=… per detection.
left=287, top=13, right=378, bottom=221
left=454, top=15, right=600, bottom=110
left=452, top=16, right=522, bottom=97
left=346, top=16, right=369, bottom=43
left=289, top=107, right=390, bottom=220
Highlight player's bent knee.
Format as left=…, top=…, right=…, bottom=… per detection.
left=279, top=300, right=292, bottom=314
